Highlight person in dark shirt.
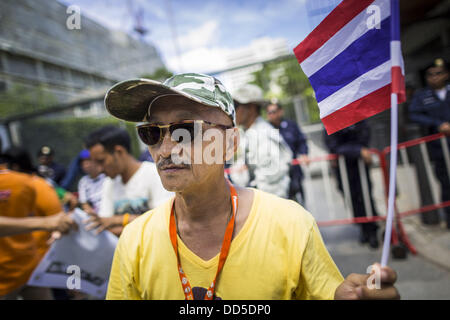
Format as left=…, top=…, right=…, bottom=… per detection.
left=267, top=103, right=309, bottom=204
left=324, top=120, right=379, bottom=249
left=138, top=149, right=154, bottom=162
left=58, top=149, right=91, bottom=192
left=408, top=58, right=450, bottom=229
left=37, top=146, right=66, bottom=185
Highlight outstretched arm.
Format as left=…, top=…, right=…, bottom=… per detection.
left=0, top=212, right=77, bottom=237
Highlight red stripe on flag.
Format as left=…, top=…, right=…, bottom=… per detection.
left=293, top=0, right=375, bottom=64
left=391, top=66, right=406, bottom=103
left=322, top=84, right=391, bottom=135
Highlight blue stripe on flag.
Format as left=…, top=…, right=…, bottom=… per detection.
left=391, top=0, right=400, bottom=40
left=309, top=16, right=391, bottom=103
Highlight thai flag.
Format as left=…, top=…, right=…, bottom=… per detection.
left=294, top=0, right=405, bottom=134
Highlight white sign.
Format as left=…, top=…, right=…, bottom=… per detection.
left=28, top=209, right=118, bottom=299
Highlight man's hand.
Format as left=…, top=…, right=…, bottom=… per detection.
left=297, top=154, right=310, bottom=166
left=360, top=147, right=373, bottom=165
left=84, top=215, right=122, bottom=234
left=81, top=203, right=97, bottom=216
left=438, top=122, right=450, bottom=135
left=62, top=192, right=79, bottom=210
left=45, top=212, right=78, bottom=234
left=334, top=263, right=400, bottom=300
left=45, top=212, right=78, bottom=245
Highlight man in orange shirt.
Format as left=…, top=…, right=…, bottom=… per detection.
left=0, top=148, right=76, bottom=300
left=4, top=147, right=64, bottom=259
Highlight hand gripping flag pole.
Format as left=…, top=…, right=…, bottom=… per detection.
left=381, top=0, right=402, bottom=267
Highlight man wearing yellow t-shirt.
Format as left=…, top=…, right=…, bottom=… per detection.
left=104, top=73, right=400, bottom=300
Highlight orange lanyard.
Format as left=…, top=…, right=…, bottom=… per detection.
left=169, top=181, right=238, bottom=300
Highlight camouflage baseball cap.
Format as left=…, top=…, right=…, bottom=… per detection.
left=105, top=73, right=236, bottom=126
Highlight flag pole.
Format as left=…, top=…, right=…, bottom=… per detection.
left=381, top=0, right=400, bottom=268
left=381, top=93, right=398, bottom=267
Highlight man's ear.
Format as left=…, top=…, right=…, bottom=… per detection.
left=113, top=145, right=127, bottom=157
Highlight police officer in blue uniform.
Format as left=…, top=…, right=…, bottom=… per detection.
left=266, top=103, right=309, bottom=204
left=409, top=58, right=450, bottom=229
left=324, top=120, right=380, bottom=249
left=37, top=145, right=66, bottom=185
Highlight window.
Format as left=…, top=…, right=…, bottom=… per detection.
left=43, top=63, right=66, bottom=82
left=5, top=53, right=38, bottom=78
left=70, top=70, right=89, bottom=87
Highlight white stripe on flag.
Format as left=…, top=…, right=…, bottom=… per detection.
left=300, top=0, right=390, bottom=77
left=390, top=40, right=404, bottom=72
left=318, top=60, right=391, bottom=118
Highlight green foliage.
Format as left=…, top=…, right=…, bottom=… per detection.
left=140, top=67, right=174, bottom=82
left=250, top=56, right=320, bottom=124
left=20, top=117, right=141, bottom=167
left=0, top=84, right=57, bottom=118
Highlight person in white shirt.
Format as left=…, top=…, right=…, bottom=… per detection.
left=229, top=84, right=293, bottom=198
left=99, top=161, right=170, bottom=217
left=77, top=149, right=106, bottom=215
left=83, top=126, right=173, bottom=235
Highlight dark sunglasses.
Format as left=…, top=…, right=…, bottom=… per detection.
left=137, top=120, right=233, bottom=146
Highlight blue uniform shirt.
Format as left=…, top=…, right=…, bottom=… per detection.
left=277, top=119, right=308, bottom=157
left=324, top=120, right=370, bottom=159
left=408, top=84, right=450, bottom=159
left=271, top=119, right=308, bottom=186
left=409, top=84, right=450, bottom=133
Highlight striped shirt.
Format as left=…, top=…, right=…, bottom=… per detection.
left=78, top=173, right=106, bottom=214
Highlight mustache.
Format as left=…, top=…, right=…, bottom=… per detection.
left=156, top=157, right=191, bottom=170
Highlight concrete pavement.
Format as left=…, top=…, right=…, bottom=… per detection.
left=320, top=215, right=450, bottom=300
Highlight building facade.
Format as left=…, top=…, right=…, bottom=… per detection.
left=216, top=37, right=289, bottom=94
left=0, top=0, right=165, bottom=104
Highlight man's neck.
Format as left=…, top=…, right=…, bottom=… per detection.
left=173, top=176, right=254, bottom=261
left=174, top=176, right=231, bottom=226
left=121, top=157, right=141, bottom=184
